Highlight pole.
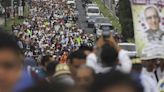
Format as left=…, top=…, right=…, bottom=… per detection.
left=11, top=0, right=14, bottom=18
left=19, top=0, right=22, bottom=6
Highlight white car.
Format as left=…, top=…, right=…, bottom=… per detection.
left=67, top=0, right=76, bottom=9
left=86, top=6, right=100, bottom=19
left=67, top=0, right=76, bottom=2
left=118, top=43, right=137, bottom=58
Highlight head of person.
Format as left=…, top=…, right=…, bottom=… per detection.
left=52, top=64, right=75, bottom=85
left=101, top=43, right=118, bottom=67
left=54, top=64, right=71, bottom=77
left=41, top=55, right=53, bottom=68
left=68, top=50, right=86, bottom=77
left=75, top=65, right=95, bottom=88
left=142, top=59, right=157, bottom=72
left=0, top=31, right=23, bottom=91
left=91, top=71, right=144, bottom=92
left=46, top=61, right=59, bottom=76
left=144, top=6, right=160, bottom=31
left=79, top=44, right=93, bottom=56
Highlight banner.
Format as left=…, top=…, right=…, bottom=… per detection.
left=131, top=0, right=164, bottom=60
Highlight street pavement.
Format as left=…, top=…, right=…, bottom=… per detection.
left=76, top=0, right=94, bottom=34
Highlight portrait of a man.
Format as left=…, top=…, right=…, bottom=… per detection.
left=141, top=6, right=164, bottom=60
left=144, top=6, right=164, bottom=42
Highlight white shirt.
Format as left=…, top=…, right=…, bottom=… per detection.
left=140, top=73, right=159, bottom=92
left=142, top=68, right=158, bottom=84
left=87, top=53, right=101, bottom=73
left=118, top=50, right=132, bottom=73
left=86, top=50, right=132, bottom=74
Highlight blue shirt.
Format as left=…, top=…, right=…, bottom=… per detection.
left=13, top=69, right=35, bottom=92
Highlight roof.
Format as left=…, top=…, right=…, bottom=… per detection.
left=87, top=4, right=98, bottom=7
left=118, top=43, right=136, bottom=46
left=67, top=1, right=75, bottom=3
left=95, top=17, right=110, bottom=23
left=87, top=6, right=99, bottom=9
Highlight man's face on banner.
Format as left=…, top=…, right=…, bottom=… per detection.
left=145, top=7, right=160, bottom=31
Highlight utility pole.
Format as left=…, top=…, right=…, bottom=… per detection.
left=11, top=0, right=14, bottom=18
left=19, top=0, right=22, bottom=6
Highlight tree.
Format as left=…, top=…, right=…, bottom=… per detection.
left=1, top=0, right=11, bottom=7
left=0, top=0, right=20, bottom=26
left=117, top=0, right=134, bottom=40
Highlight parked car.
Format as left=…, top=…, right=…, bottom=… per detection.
left=86, top=6, right=100, bottom=19
left=94, top=17, right=110, bottom=28
left=67, top=0, right=75, bottom=2
left=118, top=43, right=137, bottom=58
left=67, top=0, right=76, bottom=9
left=87, top=15, right=101, bottom=28
left=94, top=17, right=112, bottom=36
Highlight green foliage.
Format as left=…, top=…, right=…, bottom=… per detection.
left=1, top=0, right=11, bottom=7
left=1, top=0, right=20, bottom=7
left=118, top=0, right=134, bottom=40
left=94, top=0, right=121, bottom=33
left=13, top=0, right=20, bottom=6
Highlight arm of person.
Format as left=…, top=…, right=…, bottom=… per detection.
left=108, top=35, right=132, bottom=73
left=108, top=34, right=121, bottom=52
left=118, top=50, right=132, bottom=73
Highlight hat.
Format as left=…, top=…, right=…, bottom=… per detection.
left=54, top=64, right=71, bottom=77
left=141, top=45, right=164, bottom=60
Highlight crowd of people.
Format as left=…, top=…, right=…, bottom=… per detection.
left=0, top=0, right=163, bottom=92
left=12, top=0, right=94, bottom=63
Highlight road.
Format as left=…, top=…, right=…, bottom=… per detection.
left=76, top=0, right=94, bottom=34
